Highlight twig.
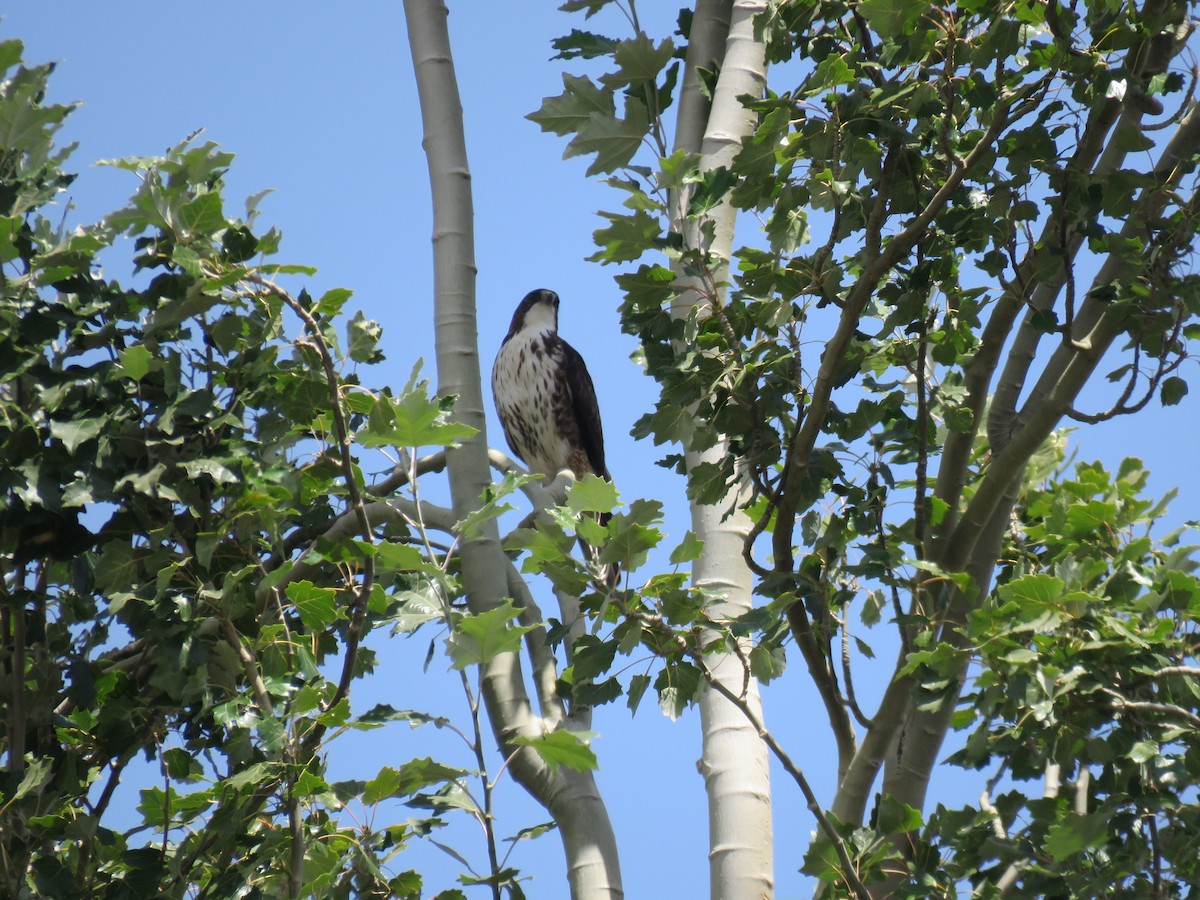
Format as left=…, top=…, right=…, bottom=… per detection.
left=621, top=599, right=873, bottom=900
left=248, top=275, right=376, bottom=712
left=1102, top=687, right=1200, bottom=728
left=461, top=670, right=503, bottom=900
left=220, top=618, right=275, bottom=717
left=839, top=610, right=873, bottom=728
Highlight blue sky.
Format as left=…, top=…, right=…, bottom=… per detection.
left=8, top=3, right=1198, bottom=898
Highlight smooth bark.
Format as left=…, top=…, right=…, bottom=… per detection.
left=403, top=2, right=621, bottom=896
left=673, top=2, right=775, bottom=896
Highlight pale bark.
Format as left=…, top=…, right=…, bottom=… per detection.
left=836, top=13, right=1200, bottom=870
left=672, top=2, right=774, bottom=897
left=403, top=2, right=621, bottom=896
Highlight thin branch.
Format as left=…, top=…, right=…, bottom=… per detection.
left=461, top=670, right=503, bottom=900
left=621, top=598, right=872, bottom=900
left=249, top=276, right=376, bottom=714
left=839, top=610, right=873, bottom=728
left=220, top=618, right=275, bottom=717
left=1102, top=687, right=1200, bottom=728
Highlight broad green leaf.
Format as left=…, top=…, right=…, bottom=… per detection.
left=565, top=99, right=650, bottom=177
left=527, top=73, right=614, bottom=137
left=390, top=588, right=444, bottom=634
left=505, top=821, right=558, bottom=843
left=997, top=573, right=1064, bottom=606
left=176, top=191, right=226, bottom=236
left=118, top=344, right=155, bottom=382
left=347, top=309, right=383, bottom=363
left=602, top=35, right=675, bottom=90
left=363, top=758, right=467, bottom=805
left=566, top=474, right=618, bottom=514
left=1045, top=813, right=1110, bottom=861
left=512, top=730, right=598, bottom=772
left=749, top=643, right=787, bottom=683
left=358, top=389, right=477, bottom=449
left=1161, top=376, right=1188, bottom=406
left=6, top=756, right=53, bottom=803
left=1065, top=500, right=1118, bottom=537
left=48, top=417, right=104, bottom=454
left=570, top=634, right=618, bottom=681
left=1128, top=740, right=1159, bottom=763
left=446, top=601, right=538, bottom=669
left=373, top=540, right=427, bottom=573
left=655, top=661, right=702, bottom=720
left=627, top=673, right=651, bottom=713
left=551, top=29, right=619, bottom=61
left=587, top=208, right=662, bottom=264
left=182, top=458, right=239, bottom=484
left=286, top=580, right=342, bottom=630
left=668, top=530, right=704, bottom=565
left=457, top=471, right=535, bottom=540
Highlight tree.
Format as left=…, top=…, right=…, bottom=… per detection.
left=5, top=0, right=1200, bottom=898
left=521, top=0, right=1200, bottom=895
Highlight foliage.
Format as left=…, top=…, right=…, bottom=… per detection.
left=530, top=0, right=1200, bottom=894
left=8, top=0, right=1200, bottom=894
left=0, top=42, right=547, bottom=899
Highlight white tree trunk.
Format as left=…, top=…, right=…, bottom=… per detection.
left=403, top=2, right=621, bottom=896
left=672, top=2, right=773, bottom=897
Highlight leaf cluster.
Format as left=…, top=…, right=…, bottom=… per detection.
left=0, top=42, right=532, bottom=898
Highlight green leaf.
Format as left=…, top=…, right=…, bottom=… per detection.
left=457, top=471, right=535, bottom=540
left=358, top=386, right=477, bottom=448
left=600, top=498, right=663, bottom=570
left=6, top=756, right=53, bottom=803
left=286, top=580, right=342, bottom=630
left=551, top=29, right=619, bottom=61
left=749, top=643, right=787, bottom=682
left=446, top=601, right=538, bottom=669
left=527, top=73, right=614, bottom=137
left=505, top=821, right=558, bottom=843
left=177, top=191, right=226, bottom=236
left=374, top=541, right=427, bottom=573
left=668, top=531, right=704, bottom=565
left=601, top=35, right=675, bottom=90
left=181, top=458, right=239, bottom=484
left=655, top=661, right=702, bottom=720
left=347, top=309, right=383, bottom=363
left=627, top=673, right=651, bottom=713
left=565, top=98, right=650, bottom=177
left=511, top=730, right=598, bottom=772
left=859, top=0, right=925, bottom=38
left=1161, top=376, right=1188, bottom=406
left=1128, top=740, right=1159, bottom=763
left=927, top=497, right=950, bottom=527
left=1065, top=500, right=1118, bottom=538
left=587, top=208, right=662, bottom=264
left=363, top=758, right=467, bottom=804
left=48, top=417, right=104, bottom=454
left=118, top=344, right=155, bottom=381
left=996, top=573, right=1064, bottom=606
left=1045, top=813, right=1109, bottom=861
left=570, top=634, right=618, bottom=681
left=566, top=475, right=618, bottom=514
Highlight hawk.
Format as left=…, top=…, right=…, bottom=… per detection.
left=492, top=288, right=617, bottom=587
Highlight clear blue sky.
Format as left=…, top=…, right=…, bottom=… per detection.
left=8, top=3, right=1196, bottom=898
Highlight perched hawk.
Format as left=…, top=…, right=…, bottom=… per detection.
left=492, top=288, right=617, bottom=587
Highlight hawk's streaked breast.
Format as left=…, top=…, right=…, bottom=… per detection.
left=492, top=289, right=609, bottom=484
left=492, top=288, right=617, bottom=587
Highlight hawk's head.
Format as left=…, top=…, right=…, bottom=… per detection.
left=505, top=288, right=559, bottom=340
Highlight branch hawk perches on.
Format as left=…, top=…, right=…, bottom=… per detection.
left=492, top=288, right=617, bottom=587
